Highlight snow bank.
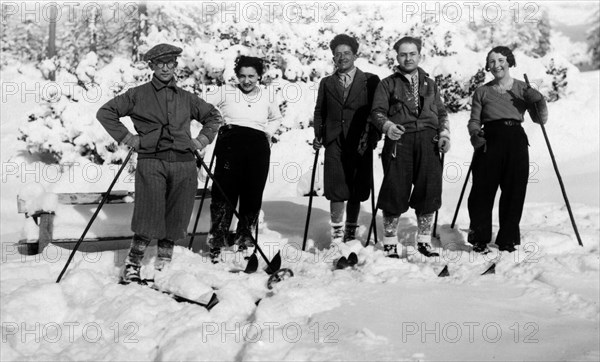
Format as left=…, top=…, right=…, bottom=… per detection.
left=1, top=201, right=597, bottom=360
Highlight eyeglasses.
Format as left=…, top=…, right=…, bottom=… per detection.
left=334, top=51, right=354, bottom=59
left=153, top=61, right=177, bottom=70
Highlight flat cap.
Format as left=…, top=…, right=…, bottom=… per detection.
left=144, top=43, right=182, bottom=62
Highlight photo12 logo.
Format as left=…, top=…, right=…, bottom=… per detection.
left=2, top=321, right=139, bottom=344
left=201, top=321, right=339, bottom=343
left=198, top=2, right=340, bottom=24
left=397, top=1, right=541, bottom=24
left=1, top=2, right=141, bottom=24
left=401, top=321, right=540, bottom=344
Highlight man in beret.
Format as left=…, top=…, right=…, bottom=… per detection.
left=369, top=36, right=450, bottom=258
left=97, top=43, right=223, bottom=284
left=312, top=34, right=380, bottom=244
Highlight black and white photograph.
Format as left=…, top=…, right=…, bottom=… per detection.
left=1, top=1, right=599, bottom=360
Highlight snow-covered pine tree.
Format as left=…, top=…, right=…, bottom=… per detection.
left=587, top=9, right=600, bottom=69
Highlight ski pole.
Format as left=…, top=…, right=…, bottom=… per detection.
left=450, top=154, right=473, bottom=229
left=366, top=140, right=397, bottom=246
left=366, top=162, right=380, bottom=246
left=433, top=152, right=445, bottom=237
left=369, top=170, right=378, bottom=244
left=302, top=147, right=320, bottom=251
left=188, top=148, right=217, bottom=250
left=194, top=150, right=280, bottom=270
left=254, top=218, right=259, bottom=245
left=524, top=74, right=583, bottom=246
left=57, top=148, right=134, bottom=283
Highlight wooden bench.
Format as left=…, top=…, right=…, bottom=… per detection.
left=17, top=188, right=211, bottom=255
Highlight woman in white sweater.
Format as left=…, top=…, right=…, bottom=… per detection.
left=207, top=56, right=283, bottom=262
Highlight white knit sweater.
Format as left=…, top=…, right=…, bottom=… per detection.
left=216, top=84, right=283, bottom=137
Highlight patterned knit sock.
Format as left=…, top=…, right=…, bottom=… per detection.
left=156, top=239, right=174, bottom=271
left=331, top=221, right=345, bottom=242
left=330, top=201, right=345, bottom=224
left=383, top=214, right=400, bottom=238
left=125, top=234, right=151, bottom=267
left=416, top=212, right=434, bottom=245
left=343, top=222, right=359, bottom=242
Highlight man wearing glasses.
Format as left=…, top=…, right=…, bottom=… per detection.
left=97, top=43, right=223, bottom=284
left=312, top=34, right=381, bottom=244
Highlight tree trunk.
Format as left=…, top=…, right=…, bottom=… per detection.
left=132, top=2, right=148, bottom=61
left=47, top=4, right=57, bottom=81
left=89, top=6, right=97, bottom=52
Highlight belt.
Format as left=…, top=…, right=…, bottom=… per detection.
left=220, top=124, right=247, bottom=132
left=484, top=120, right=522, bottom=127
left=219, top=124, right=235, bottom=135
left=219, top=124, right=264, bottom=136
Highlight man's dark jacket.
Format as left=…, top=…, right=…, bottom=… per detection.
left=313, top=69, right=381, bottom=148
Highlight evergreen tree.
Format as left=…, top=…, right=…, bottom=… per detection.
left=533, top=10, right=552, bottom=57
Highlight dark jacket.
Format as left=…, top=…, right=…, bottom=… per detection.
left=97, top=76, right=222, bottom=155
left=313, top=69, right=381, bottom=147
left=370, top=67, right=449, bottom=135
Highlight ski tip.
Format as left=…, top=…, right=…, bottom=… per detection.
left=272, top=250, right=282, bottom=267
left=205, top=293, right=219, bottom=311
left=438, top=265, right=450, bottom=277
left=265, top=251, right=282, bottom=275
left=244, top=253, right=259, bottom=274
left=481, top=263, right=496, bottom=275
left=347, top=252, right=358, bottom=267
left=334, top=256, right=349, bottom=270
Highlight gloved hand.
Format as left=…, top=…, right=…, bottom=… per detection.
left=530, top=103, right=549, bottom=125
left=523, top=87, right=544, bottom=105
left=470, top=130, right=486, bottom=149
left=385, top=122, right=405, bottom=141
left=438, top=135, right=451, bottom=153
left=122, top=134, right=140, bottom=151
left=312, top=138, right=322, bottom=150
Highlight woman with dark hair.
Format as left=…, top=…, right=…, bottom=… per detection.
left=207, top=55, right=283, bottom=262
left=467, top=46, right=548, bottom=254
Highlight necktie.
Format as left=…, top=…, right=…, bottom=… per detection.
left=340, top=73, right=351, bottom=88
left=411, top=73, right=419, bottom=109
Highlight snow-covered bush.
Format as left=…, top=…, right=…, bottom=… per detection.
left=435, top=68, right=486, bottom=113
left=13, top=2, right=577, bottom=165
left=18, top=53, right=141, bottom=165
left=545, top=58, right=569, bottom=102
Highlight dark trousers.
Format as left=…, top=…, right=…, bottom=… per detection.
left=210, top=125, right=270, bottom=245
left=468, top=122, right=529, bottom=248
left=377, top=128, right=442, bottom=216
left=132, top=158, right=198, bottom=240
left=323, top=136, right=372, bottom=202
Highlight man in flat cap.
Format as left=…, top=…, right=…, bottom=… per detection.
left=369, top=36, right=450, bottom=259
left=97, top=43, right=223, bottom=284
